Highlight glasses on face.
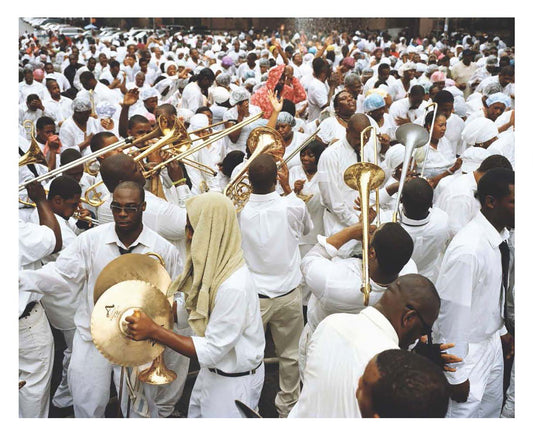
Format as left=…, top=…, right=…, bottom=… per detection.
left=406, top=304, right=433, bottom=345
left=110, top=202, right=143, bottom=213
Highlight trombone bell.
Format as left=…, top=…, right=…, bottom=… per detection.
left=137, top=353, right=176, bottom=385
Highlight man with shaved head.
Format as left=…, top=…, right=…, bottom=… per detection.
left=240, top=153, right=312, bottom=417
left=317, top=113, right=379, bottom=257
left=290, top=273, right=454, bottom=418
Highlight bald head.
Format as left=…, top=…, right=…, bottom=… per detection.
left=248, top=153, right=277, bottom=194
left=100, top=153, right=145, bottom=193
left=346, top=113, right=371, bottom=151
left=375, top=274, right=440, bottom=349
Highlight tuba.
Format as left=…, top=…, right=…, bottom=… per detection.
left=343, top=125, right=385, bottom=306
left=391, top=123, right=430, bottom=223
left=224, top=126, right=285, bottom=212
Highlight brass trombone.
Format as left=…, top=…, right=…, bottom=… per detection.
left=343, top=125, right=385, bottom=306
left=19, top=120, right=48, bottom=170
left=391, top=123, right=430, bottom=223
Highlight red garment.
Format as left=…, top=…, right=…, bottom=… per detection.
left=250, top=64, right=307, bottom=119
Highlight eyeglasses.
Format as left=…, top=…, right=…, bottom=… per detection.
left=406, top=304, right=433, bottom=345
left=110, top=202, right=143, bottom=213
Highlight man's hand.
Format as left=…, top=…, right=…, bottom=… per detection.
left=277, top=163, right=291, bottom=194
left=268, top=89, right=284, bottom=113
left=449, top=380, right=470, bottom=403
left=122, top=88, right=139, bottom=107
left=160, top=151, right=184, bottom=182
left=100, top=118, right=113, bottom=130
left=346, top=221, right=377, bottom=242
left=46, top=134, right=61, bottom=153
left=437, top=342, right=462, bottom=372
left=26, top=181, right=47, bottom=204
left=501, top=333, right=514, bottom=360
left=395, top=116, right=411, bottom=126
left=328, top=71, right=341, bottom=88
left=125, top=310, right=159, bottom=341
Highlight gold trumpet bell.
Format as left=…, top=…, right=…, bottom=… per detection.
left=138, top=354, right=177, bottom=385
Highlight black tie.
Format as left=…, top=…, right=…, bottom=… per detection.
left=499, top=241, right=510, bottom=292
left=118, top=244, right=138, bottom=255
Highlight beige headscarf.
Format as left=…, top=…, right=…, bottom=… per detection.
left=169, top=192, right=245, bottom=336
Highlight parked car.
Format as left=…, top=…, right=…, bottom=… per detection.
left=59, top=27, right=85, bottom=37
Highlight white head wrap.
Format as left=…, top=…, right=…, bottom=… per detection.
left=140, top=87, right=160, bottom=101
left=177, top=108, right=194, bottom=124
left=276, top=111, right=296, bottom=127
left=72, top=96, right=91, bottom=112
left=229, top=87, right=250, bottom=106
left=460, top=146, right=490, bottom=173
left=188, top=114, right=209, bottom=133
left=95, top=101, right=116, bottom=119
left=212, top=86, right=230, bottom=105
left=363, top=93, right=386, bottom=112
left=384, top=143, right=406, bottom=171
left=486, top=92, right=511, bottom=108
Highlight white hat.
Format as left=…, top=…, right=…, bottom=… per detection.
left=460, top=146, right=490, bottom=173
left=211, top=86, right=230, bottom=104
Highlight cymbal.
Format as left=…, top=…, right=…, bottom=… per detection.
left=91, top=279, right=173, bottom=367
left=93, top=253, right=171, bottom=304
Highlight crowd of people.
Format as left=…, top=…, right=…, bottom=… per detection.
left=18, top=22, right=515, bottom=419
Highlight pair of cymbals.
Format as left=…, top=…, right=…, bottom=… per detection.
left=91, top=253, right=173, bottom=367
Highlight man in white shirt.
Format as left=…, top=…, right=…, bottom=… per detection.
left=307, top=57, right=335, bottom=122
left=19, top=66, right=47, bottom=105
left=239, top=154, right=312, bottom=417
left=19, top=181, right=184, bottom=418
left=43, top=79, right=73, bottom=127
left=436, top=155, right=512, bottom=237
left=181, top=68, right=215, bottom=113
left=290, top=273, right=441, bottom=418
left=19, top=181, right=62, bottom=417
left=299, top=220, right=416, bottom=372
left=44, top=62, right=71, bottom=92
left=450, top=49, right=477, bottom=96
left=78, top=70, right=122, bottom=107
left=317, top=113, right=377, bottom=255
left=434, top=168, right=514, bottom=418
left=59, top=96, right=101, bottom=156
left=388, top=84, right=427, bottom=127
left=399, top=178, right=451, bottom=283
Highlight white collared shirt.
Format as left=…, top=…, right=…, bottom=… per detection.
left=19, top=223, right=183, bottom=341
left=239, top=191, right=312, bottom=297
left=43, top=95, right=74, bottom=126
left=399, top=207, right=452, bottom=284
left=317, top=135, right=377, bottom=236
left=388, top=97, right=428, bottom=127
left=434, top=211, right=509, bottom=385
left=181, top=81, right=206, bottom=113
left=435, top=172, right=479, bottom=237
left=414, top=136, right=455, bottom=177
left=289, top=308, right=399, bottom=418
left=59, top=116, right=102, bottom=156
left=191, top=265, right=265, bottom=373
left=302, top=235, right=417, bottom=332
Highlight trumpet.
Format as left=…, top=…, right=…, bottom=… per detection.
left=343, top=125, right=385, bottom=306
left=391, top=123, right=430, bottom=223
left=224, top=126, right=285, bottom=212
left=18, top=116, right=167, bottom=191
left=142, top=113, right=263, bottom=179
left=419, top=102, right=438, bottom=178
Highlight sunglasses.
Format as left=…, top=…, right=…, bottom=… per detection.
left=110, top=202, right=143, bottom=213
left=406, top=304, right=433, bottom=345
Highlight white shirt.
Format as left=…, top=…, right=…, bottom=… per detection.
left=239, top=191, right=312, bottom=298
left=307, top=77, right=329, bottom=122
left=18, top=220, right=57, bottom=317
left=317, top=116, right=347, bottom=145
left=181, top=81, right=207, bottom=113
left=434, top=211, right=508, bottom=385
left=59, top=116, right=102, bottom=156
left=388, top=97, right=427, bottom=127
left=445, top=113, right=466, bottom=155
left=414, top=137, right=455, bottom=177
left=282, top=131, right=307, bottom=170
left=19, top=223, right=183, bottom=342
left=399, top=207, right=452, bottom=284
left=289, top=166, right=324, bottom=246
left=289, top=308, right=399, bottom=418
left=487, top=131, right=514, bottom=168
left=45, top=71, right=71, bottom=92
left=190, top=265, right=265, bottom=373
left=182, top=134, right=223, bottom=194
left=317, top=136, right=376, bottom=236
left=19, top=80, right=46, bottom=105
left=302, top=235, right=417, bottom=332
left=435, top=172, right=479, bottom=237
left=43, top=95, right=73, bottom=126
left=78, top=82, right=122, bottom=107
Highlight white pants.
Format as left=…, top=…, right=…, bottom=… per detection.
left=52, top=327, right=75, bottom=408
left=501, top=359, right=515, bottom=418
left=69, top=330, right=189, bottom=418
left=447, top=332, right=504, bottom=418
left=188, top=364, right=265, bottom=418
left=19, top=302, right=54, bottom=418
